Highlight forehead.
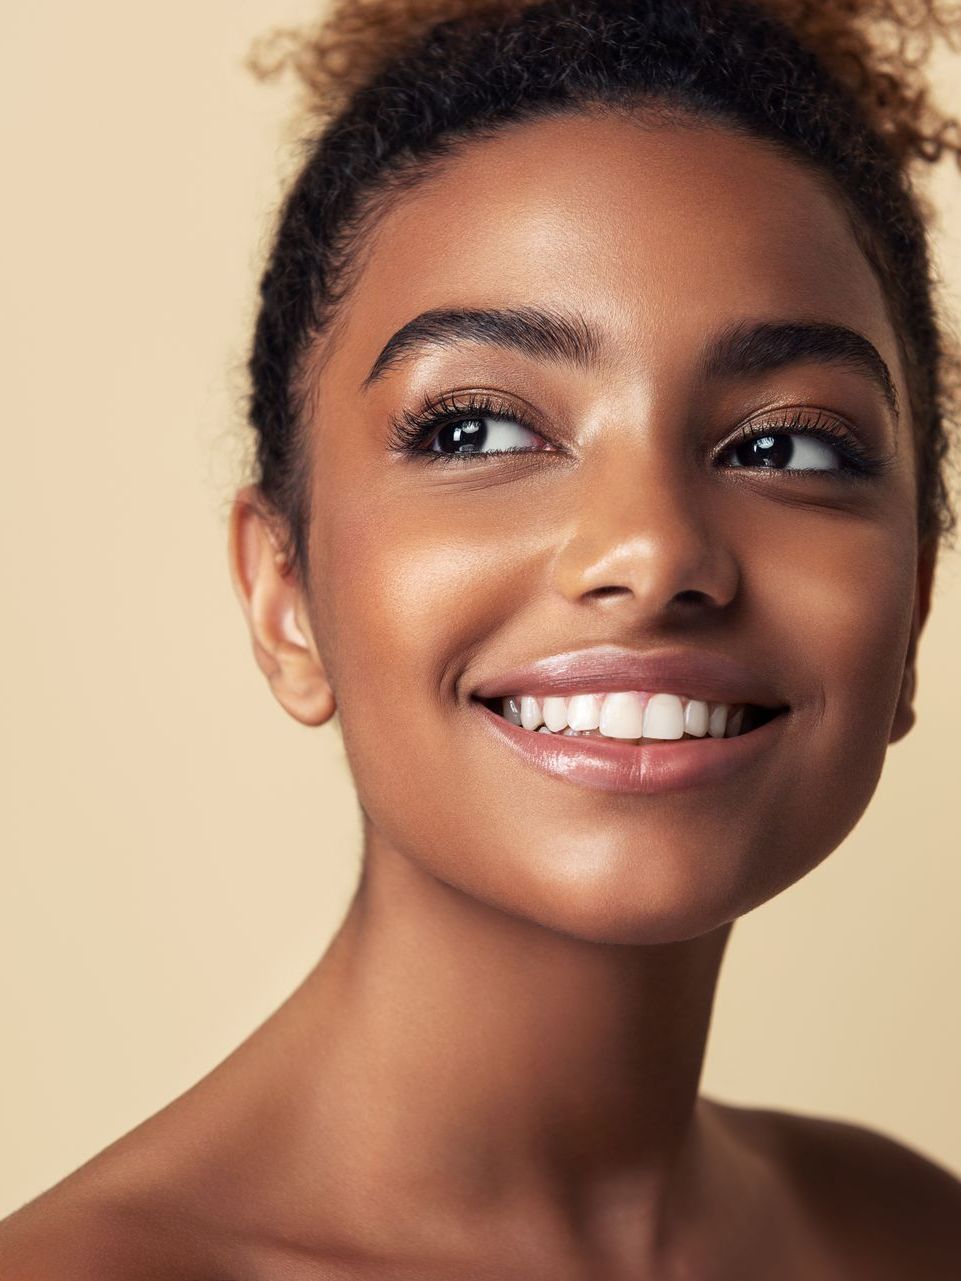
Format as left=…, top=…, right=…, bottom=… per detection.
left=321, top=112, right=903, bottom=400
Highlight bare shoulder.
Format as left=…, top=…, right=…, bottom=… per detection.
left=707, top=1095, right=961, bottom=1279
left=0, top=1042, right=271, bottom=1279
left=0, top=1132, right=343, bottom=1281
left=0, top=1180, right=364, bottom=1281
left=0, top=1139, right=241, bottom=1281
left=0, top=1186, right=164, bottom=1281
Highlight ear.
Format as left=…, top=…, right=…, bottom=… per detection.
left=888, top=538, right=937, bottom=744
left=228, top=486, right=335, bottom=727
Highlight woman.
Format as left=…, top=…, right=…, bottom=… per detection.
left=2, top=0, right=960, bottom=1275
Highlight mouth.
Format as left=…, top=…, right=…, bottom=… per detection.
left=473, top=692, right=787, bottom=742
left=469, top=692, right=790, bottom=795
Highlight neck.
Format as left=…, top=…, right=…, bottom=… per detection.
left=275, top=827, right=734, bottom=1259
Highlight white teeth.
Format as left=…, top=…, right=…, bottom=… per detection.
left=707, top=703, right=729, bottom=738
left=598, top=691, right=646, bottom=739
left=497, top=689, right=754, bottom=742
left=520, top=695, right=544, bottom=731
left=567, top=692, right=603, bottom=731
left=542, top=695, right=569, bottom=733
left=642, top=692, right=685, bottom=740
left=502, top=696, right=523, bottom=726
left=683, top=698, right=709, bottom=737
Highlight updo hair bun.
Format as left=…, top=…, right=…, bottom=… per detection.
left=247, top=0, right=961, bottom=170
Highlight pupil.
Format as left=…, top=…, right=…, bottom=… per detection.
left=738, top=434, right=792, bottom=467
left=439, top=419, right=486, bottom=453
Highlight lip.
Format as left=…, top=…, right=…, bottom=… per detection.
left=471, top=698, right=789, bottom=795
left=469, top=644, right=786, bottom=708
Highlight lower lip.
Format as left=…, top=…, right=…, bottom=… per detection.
left=471, top=700, right=788, bottom=795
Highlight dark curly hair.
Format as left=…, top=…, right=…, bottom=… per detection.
left=245, top=0, right=961, bottom=579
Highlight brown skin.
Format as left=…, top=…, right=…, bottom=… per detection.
left=2, top=113, right=959, bottom=1280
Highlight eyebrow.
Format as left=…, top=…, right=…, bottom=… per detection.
left=700, top=317, right=899, bottom=419
left=360, top=306, right=601, bottom=390
left=360, top=305, right=899, bottom=418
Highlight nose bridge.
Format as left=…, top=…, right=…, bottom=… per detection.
left=551, top=425, right=738, bottom=612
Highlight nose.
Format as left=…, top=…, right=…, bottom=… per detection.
left=550, top=437, right=740, bottom=620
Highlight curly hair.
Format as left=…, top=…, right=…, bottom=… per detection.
left=244, top=0, right=961, bottom=578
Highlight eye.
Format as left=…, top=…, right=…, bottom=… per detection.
left=386, top=392, right=554, bottom=462
left=428, top=412, right=543, bottom=456
left=722, top=430, right=842, bottom=471
left=716, top=408, right=884, bottom=477
left=389, top=398, right=886, bottom=479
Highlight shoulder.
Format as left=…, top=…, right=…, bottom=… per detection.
left=0, top=1167, right=237, bottom=1281
left=0, top=1060, right=266, bottom=1278
left=0, top=1190, right=153, bottom=1281
left=0, top=1143, right=336, bottom=1281
left=707, top=1096, right=961, bottom=1279
left=0, top=1184, right=356, bottom=1281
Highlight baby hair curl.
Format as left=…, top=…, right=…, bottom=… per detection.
left=244, top=0, right=961, bottom=576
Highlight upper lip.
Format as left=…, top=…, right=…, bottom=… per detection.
left=469, top=645, right=787, bottom=708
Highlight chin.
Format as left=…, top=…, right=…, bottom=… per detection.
left=515, top=891, right=743, bottom=947
left=448, top=839, right=777, bottom=947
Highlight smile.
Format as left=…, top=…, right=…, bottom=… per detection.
left=480, top=690, right=782, bottom=741
left=471, top=691, right=790, bottom=795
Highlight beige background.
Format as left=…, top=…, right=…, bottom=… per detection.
left=2, top=1, right=959, bottom=1217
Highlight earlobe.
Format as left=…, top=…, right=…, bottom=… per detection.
left=889, top=540, right=936, bottom=745
left=228, top=487, right=336, bottom=727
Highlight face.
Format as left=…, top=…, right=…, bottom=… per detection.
left=234, top=112, right=931, bottom=945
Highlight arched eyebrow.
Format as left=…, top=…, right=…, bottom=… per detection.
left=359, top=305, right=899, bottom=419
left=360, top=305, right=601, bottom=391
left=700, top=317, right=899, bottom=420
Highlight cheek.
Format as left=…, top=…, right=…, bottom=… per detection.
left=310, top=474, right=919, bottom=945
left=771, top=509, right=916, bottom=741
left=312, top=490, right=498, bottom=776
left=727, top=504, right=918, bottom=907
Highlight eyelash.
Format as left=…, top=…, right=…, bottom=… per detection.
left=386, top=392, right=889, bottom=478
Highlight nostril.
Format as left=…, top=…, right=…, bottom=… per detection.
left=673, top=588, right=713, bottom=605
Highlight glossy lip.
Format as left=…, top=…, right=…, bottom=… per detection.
left=469, top=644, right=787, bottom=708
left=471, top=698, right=789, bottom=795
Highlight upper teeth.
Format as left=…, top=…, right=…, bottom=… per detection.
left=500, top=692, right=746, bottom=740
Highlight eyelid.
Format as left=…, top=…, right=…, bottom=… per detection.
left=389, top=391, right=892, bottom=479
left=387, top=389, right=560, bottom=459
left=712, top=405, right=885, bottom=474
left=718, top=404, right=827, bottom=443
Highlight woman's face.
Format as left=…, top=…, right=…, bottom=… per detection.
left=269, top=113, right=929, bottom=944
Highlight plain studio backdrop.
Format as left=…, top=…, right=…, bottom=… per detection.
left=2, top=0, right=960, bottom=1216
